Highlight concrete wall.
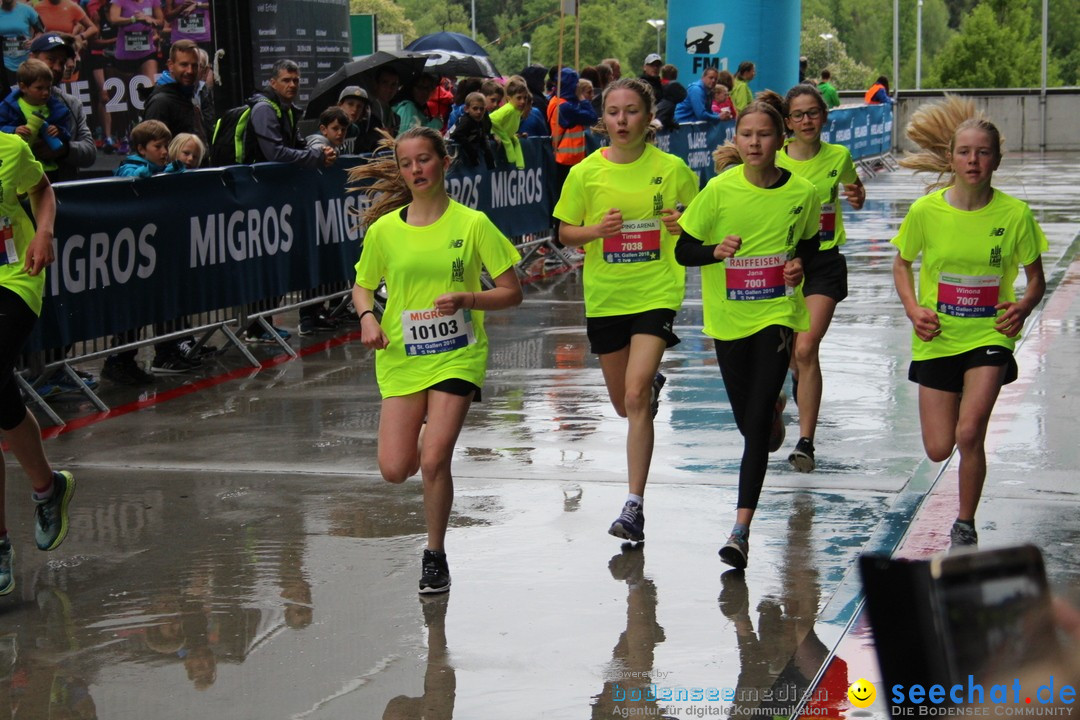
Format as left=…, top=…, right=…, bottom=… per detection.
left=839, top=89, right=1080, bottom=153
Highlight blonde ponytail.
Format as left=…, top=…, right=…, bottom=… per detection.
left=900, top=96, right=1004, bottom=192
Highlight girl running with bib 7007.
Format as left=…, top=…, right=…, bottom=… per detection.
left=892, top=98, right=1046, bottom=549
left=553, top=77, right=699, bottom=543
left=775, top=83, right=865, bottom=473
left=350, top=127, right=523, bottom=594
left=676, top=101, right=820, bottom=570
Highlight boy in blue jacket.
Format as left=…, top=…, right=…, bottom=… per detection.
left=0, top=59, right=71, bottom=173
left=115, top=120, right=184, bottom=177
left=102, top=120, right=185, bottom=384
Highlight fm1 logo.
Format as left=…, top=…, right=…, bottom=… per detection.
left=685, top=23, right=725, bottom=72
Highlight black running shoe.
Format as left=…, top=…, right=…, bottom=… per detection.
left=719, top=530, right=749, bottom=570
left=649, top=372, right=667, bottom=418
left=419, top=549, right=451, bottom=594
left=788, top=437, right=815, bottom=473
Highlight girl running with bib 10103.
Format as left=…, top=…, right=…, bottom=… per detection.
left=0, top=133, right=75, bottom=597
left=675, top=101, right=820, bottom=570
left=892, top=98, right=1046, bottom=549
left=350, top=127, right=523, bottom=594
left=553, top=77, right=698, bottom=543
left=775, top=83, right=865, bottom=473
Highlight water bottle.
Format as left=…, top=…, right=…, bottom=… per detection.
left=33, top=112, right=64, bottom=152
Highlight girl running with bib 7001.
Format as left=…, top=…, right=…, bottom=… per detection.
left=676, top=101, right=820, bottom=570
left=553, top=77, right=699, bottom=543
left=892, top=98, right=1046, bottom=549
left=350, top=127, right=523, bottom=593
left=775, top=83, right=865, bottom=473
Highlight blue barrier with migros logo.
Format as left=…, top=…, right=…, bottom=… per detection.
left=28, top=103, right=890, bottom=352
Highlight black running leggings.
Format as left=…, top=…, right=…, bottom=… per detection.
left=0, top=286, right=37, bottom=431
left=714, top=325, right=794, bottom=510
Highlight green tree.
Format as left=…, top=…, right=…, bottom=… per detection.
left=399, top=0, right=471, bottom=41
left=350, top=0, right=414, bottom=38
left=928, top=1, right=1059, bottom=87
left=888, top=0, right=952, bottom=88
left=804, top=0, right=891, bottom=71
left=1048, top=0, right=1080, bottom=84
left=801, top=15, right=876, bottom=90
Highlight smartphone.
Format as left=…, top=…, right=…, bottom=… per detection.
left=929, top=545, right=1059, bottom=683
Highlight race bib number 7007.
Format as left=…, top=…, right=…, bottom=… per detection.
left=937, top=273, right=1000, bottom=318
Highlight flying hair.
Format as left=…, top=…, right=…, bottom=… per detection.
left=900, top=95, right=1004, bottom=192
left=348, top=127, right=451, bottom=227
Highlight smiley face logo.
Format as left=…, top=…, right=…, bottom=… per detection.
left=848, top=678, right=876, bottom=708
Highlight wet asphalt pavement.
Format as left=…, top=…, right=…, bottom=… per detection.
left=1, top=152, right=1078, bottom=719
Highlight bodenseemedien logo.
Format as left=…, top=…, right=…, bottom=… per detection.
left=890, top=677, right=1076, bottom=716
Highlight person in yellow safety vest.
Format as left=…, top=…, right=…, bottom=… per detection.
left=864, top=75, right=894, bottom=105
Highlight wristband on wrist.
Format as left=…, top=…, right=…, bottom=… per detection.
left=358, top=309, right=375, bottom=322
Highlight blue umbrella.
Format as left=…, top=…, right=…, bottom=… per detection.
left=405, top=32, right=488, bottom=56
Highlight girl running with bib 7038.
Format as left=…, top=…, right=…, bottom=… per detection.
left=553, top=77, right=699, bottom=543
left=892, top=98, right=1046, bottom=549
left=775, top=83, right=865, bottom=473
left=350, top=127, right=523, bottom=594
left=676, top=101, right=820, bottom=570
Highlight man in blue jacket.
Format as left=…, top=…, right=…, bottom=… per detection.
left=674, top=66, right=720, bottom=123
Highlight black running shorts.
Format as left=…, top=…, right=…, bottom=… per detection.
left=586, top=308, right=679, bottom=355
left=908, top=345, right=1018, bottom=393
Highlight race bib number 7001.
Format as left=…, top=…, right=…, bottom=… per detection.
left=725, top=254, right=790, bottom=300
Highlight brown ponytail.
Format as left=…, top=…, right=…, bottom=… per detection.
left=347, top=127, right=452, bottom=227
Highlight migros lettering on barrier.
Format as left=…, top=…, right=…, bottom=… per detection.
left=315, top=194, right=366, bottom=245
left=446, top=174, right=481, bottom=209
left=189, top=204, right=294, bottom=268
left=47, top=225, right=157, bottom=296
left=490, top=167, right=544, bottom=208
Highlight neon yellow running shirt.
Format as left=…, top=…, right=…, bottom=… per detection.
left=678, top=165, right=819, bottom=341
left=892, top=188, right=1047, bottom=361
left=0, top=134, right=47, bottom=315
left=354, top=200, right=520, bottom=398
left=554, top=143, right=699, bottom=317
left=776, top=141, right=858, bottom=251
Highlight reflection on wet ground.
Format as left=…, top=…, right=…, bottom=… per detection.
left=1, top=154, right=1078, bottom=719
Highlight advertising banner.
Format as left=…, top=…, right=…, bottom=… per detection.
left=29, top=103, right=889, bottom=352
left=666, top=0, right=801, bottom=103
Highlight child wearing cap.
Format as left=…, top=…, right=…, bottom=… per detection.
left=337, top=85, right=383, bottom=155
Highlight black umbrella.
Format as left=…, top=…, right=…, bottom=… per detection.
left=404, top=32, right=500, bottom=78
left=304, top=50, right=430, bottom=119
left=419, top=50, right=500, bottom=78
